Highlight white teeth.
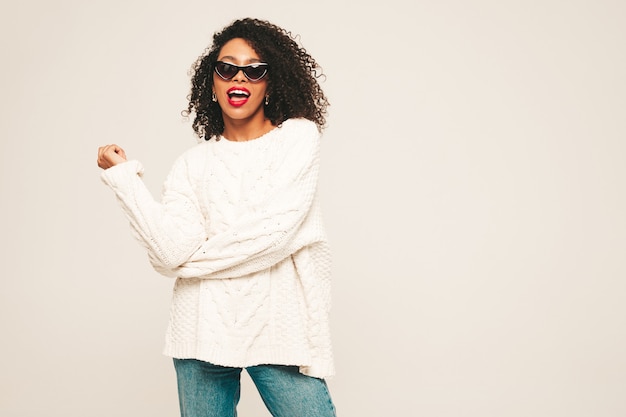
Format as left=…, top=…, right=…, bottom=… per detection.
left=229, top=89, right=249, bottom=96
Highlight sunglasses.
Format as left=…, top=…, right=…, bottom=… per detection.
left=214, top=61, right=269, bottom=82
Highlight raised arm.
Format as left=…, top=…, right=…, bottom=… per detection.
left=100, top=155, right=206, bottom=271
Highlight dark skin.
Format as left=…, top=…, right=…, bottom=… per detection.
left=97, top=144, right=127, bottom=169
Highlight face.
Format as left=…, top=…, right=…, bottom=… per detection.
left=213, top=38, right=269, bottom=127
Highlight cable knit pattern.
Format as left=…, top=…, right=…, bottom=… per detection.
left=101, top=118, right=334, bottom=378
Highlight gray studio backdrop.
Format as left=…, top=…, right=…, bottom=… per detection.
left=1, top=1, right=625, bottom=416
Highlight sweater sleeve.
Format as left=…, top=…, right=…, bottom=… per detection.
left=158, top=125, right=323, bottom=279
left=101, top=157, right=206, bottom=272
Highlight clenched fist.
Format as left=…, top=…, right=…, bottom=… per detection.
left=97, top=144, right=128, bottom=169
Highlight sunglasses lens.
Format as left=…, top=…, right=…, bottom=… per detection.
left=215, top=62, right=238, bottom=80
left=244, top=65, right=267, bottom=81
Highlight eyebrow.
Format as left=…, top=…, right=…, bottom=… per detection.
left=218, top=55, right=264, bottom=64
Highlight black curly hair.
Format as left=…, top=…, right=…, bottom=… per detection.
left=184, top=18, right=329, bottom=141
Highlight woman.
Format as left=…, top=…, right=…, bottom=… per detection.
left=97, top=18, right=336, bottom=417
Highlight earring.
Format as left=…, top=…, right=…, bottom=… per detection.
left=265, top=95, right=270, bottom=105
left=212, top=92, right=217, bottom=102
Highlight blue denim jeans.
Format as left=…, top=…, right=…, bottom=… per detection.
left=173, top=359, right=337, bottom=417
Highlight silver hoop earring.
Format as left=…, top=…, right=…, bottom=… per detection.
left=212, top=92, right=217, bottom=102
left=265, top=95, right=270, bottom=105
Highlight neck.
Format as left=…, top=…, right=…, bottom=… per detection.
left=222, top=115, right=274, bottom=142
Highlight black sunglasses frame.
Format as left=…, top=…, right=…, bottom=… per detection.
left=214, top=61, right=269, bottom=82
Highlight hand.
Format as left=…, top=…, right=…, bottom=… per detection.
left=97, top=144, right=128, bottom=169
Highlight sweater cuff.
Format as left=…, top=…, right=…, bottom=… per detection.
left=100, top=160, right=144, bottom=188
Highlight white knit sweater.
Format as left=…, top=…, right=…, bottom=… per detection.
left=101, top=118, right=334, bottom=378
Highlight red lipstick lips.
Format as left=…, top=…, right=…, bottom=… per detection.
left=226, top=86, right=251, bottom=107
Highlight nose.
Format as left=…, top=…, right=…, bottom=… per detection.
left=232, top=68, right=247, bottom=82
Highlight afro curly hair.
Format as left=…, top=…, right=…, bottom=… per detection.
left=184, top=18, right=329, bottom=141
